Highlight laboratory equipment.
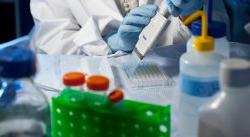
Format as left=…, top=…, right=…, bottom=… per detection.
left=107, top=4, right=158, bottom=53
left=35, top=56, right=115, bottom=92
left=51, top=86, right=171, bottom=137
left=108, top=88, right=124, bottom=104
left=179, top=11, right=224, bottom=137
left=224, top=0, right=250, bottom=43
left=187, top=21, right=230, bottom=58
left=186, top=0, right=230, bottom=58
left=63, top=72, right=85, bottom=91
left=133, top=1, right=171, bottom=60
left=198, top=59, right=250, bottom=137
left=122, top=63, right=174, bottom=89
left=106, top=88, right=125, bottom=109
left=86, top=75, right=110, bottom=95
left=0, top=47, right=50, bottom=137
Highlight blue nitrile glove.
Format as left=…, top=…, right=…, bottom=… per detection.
left=166, top=0, right=203, bottom=17
left=107, top=5, right=158, bottom=53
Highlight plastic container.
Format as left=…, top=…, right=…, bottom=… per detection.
left=180, top=11, right=225, bottom=137
left=187, top=21, right=230, bottom=58
left=51, top=88, right=171, bottom=137
left=108, top=88, right=124, bottom=104
left=0, top=47, right=50, bottom=137
left=63, top=72, right=85, bottom=91
left=86, top=75, right=109, bottom=96
left=198, top=59, right=250, bottom=137
left=122, top=63, right=174, bottom=89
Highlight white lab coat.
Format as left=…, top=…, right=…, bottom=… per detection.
left=30, top=0, right=191, bottom=55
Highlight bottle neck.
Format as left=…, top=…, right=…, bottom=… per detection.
left=194, top=50, right=214, bottom=55
left=192, top=35, right=226, bottom=39
left=66, top=85, right=84, bottom=91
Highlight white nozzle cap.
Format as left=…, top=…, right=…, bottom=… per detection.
left=220, top=59, right=250, bottom=88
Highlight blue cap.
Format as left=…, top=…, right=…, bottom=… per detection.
left=0, top=47, right=36, bottom=78
left=191, top=20, right=227, bottom=38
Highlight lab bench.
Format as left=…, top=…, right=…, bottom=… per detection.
left=36, top=45, right=185, bottom=137
left=36, top=43, right=250, bottom=137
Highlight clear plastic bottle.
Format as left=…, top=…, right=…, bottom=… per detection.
left=180, top=11, right=225, bottom=137
left=187, top=21, right=230, bottom=58
left=0, top=47, right=50, bottom=137
left=198, top=59, right=250, bottom=137
left=179, top=50, right=224, bottom=137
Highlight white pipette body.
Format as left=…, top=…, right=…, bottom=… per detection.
left=133, top=1, right=171, bottom=60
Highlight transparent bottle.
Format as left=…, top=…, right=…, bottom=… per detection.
left=198, top=59, right=250, bottom=137
left=0, top=47, right=50, bottom=137
left=179, top=10, right=225, bottom=137
left=179, top=48, right=224, bottom=137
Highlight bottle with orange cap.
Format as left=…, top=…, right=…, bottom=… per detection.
left=107, top=88, right=124, bottom=108
left=86, top=75, right=110, bottom=96
left=179, top=11, right=225, bottom=137
left=63, top=72, right=85, bottom=91
left=62, top=73, right=124, bottom=107
left=85, top=75, right=126, bottom=107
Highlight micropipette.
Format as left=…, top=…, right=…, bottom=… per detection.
left=132, top=1, right=171, bottom=60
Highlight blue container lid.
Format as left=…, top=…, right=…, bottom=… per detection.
left=191, top=20, right=227, bottom=38
left=0, top=47, right=36, bottom=78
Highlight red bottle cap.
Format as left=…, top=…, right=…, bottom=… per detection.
left=86, top=75, right=109, bottom=91
left=108, top=88, right=124, bottom=103
left=63, top=72, right=85, bottom=86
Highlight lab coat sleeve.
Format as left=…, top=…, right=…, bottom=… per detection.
left=30, top=0, right=114, bottom=55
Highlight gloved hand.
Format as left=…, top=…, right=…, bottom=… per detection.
left=166, top=0, right=203, bottom=17
left=107, top=5, right=158, bottom=53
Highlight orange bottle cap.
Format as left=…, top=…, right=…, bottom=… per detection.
left=63, top=72, right=85, bottom=86
left=108, top=88, right=124, bottom=103
left=86, top=75, right=109, bottom=91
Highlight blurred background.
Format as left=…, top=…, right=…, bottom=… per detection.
left=0, top=0, right=33, bottom=43
left=0, top=0, right=249, bottom=45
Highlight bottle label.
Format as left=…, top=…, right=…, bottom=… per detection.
left=180, top=73, right=219, bottom=97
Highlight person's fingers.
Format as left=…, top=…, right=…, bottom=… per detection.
left=128, top=5, right=158, bottom=18
left=122, top=16, right=151, bottom=26
left=118, top=25, right=143, bottom=36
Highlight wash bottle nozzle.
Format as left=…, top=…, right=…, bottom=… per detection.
left=184, top=10, right=214, bottom=52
